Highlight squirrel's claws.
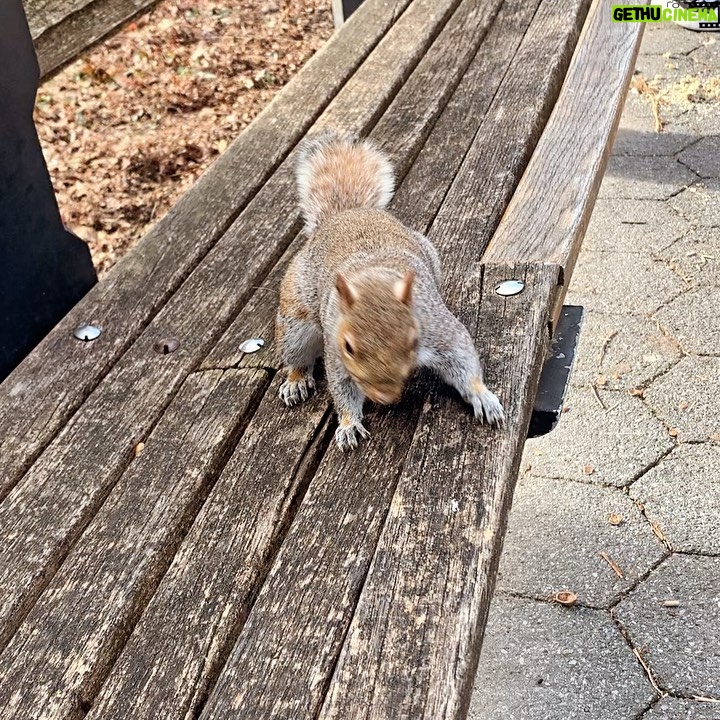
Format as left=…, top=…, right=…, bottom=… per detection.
left=335, top=420, right=370, bottom=451
left=472, top=389, right=506, bottom=428
left=279, top=375, right=316, bottom=407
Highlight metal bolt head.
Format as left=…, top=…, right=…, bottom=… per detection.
left=238, top=338, right=265, bottom=354
left=495, top=279, right=525, bottom=297
left=73, top=323, right=102, bottom=341
left=154, top=338, right=180, bottom=355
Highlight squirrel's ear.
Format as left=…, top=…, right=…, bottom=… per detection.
left=394, top=269, right=415, bottom=305
left=336, top=273, right=357, bottom=310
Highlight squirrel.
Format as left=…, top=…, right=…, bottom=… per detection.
left=275, top=131, right=505, bottom=451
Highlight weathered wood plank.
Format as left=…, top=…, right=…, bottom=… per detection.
left=28, top=0, right=159, bottom=78
left=319, top=264, right=558, bottom=720
left=0, top=0, right=412, bottom=502
left=0, top=367, right=268, bottom=720
left=199, top=1, right=590, bottom=717
left=71, top=1, right=513, bottom=714
left=0, top=0, right=462, bottom=664
left=483, top=0, right=644, bottom=308
left=203, top=0, right=538, bottom=372
left=85, top=376, right=333, bottom=720
left=427, top=0, right=592, bottom=298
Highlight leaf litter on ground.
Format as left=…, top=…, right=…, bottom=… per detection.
left=35, top=0, right=334, bottom=276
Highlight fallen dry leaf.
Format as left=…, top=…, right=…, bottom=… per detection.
left=628, top=387, right=646, bottom=398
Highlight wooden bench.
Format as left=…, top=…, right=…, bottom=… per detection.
left=0, top=0, right=643, bottom=717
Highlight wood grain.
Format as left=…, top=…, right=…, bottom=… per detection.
left=0, top=0, right=456, bottom=647
left=0, top=368, right=268, bottom=720
left=200, top=1, right=590, bottom=717
left=319, top=264, right=559, bottom=720
left=0, top=0, right=413, bottom=502
left=86, top=376, right=333, bottom=720
left=202, top=0, right=538, bottom=372
left=29, top=0, right=159, bottom=78
left=77, top=1, right=516, bottom=714
left=0, top=0, right=468, bottom=700
left=428, top=0, right=592, bottom=300
left=483, top=0, right=645, bottom=302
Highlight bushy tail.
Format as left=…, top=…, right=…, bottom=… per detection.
left=296, top=131, right=395, bottom=235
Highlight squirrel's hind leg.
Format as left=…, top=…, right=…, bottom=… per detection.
left=277, top=315, right=322, bottom=406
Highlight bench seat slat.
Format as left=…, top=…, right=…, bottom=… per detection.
left=86, top=378, right=333, bottom=720
left=0, top=368, right=269, bottom=720
left=198, top=1, right=591, bottom=717
left=0, top=0, right=413, bottom=502
left=483, top=0, right=645, bottom=302
left=0, top=0, right=461, bottom=659
left=319, top=262, right=558, bottom=720
left=1, top=0, right=508, bottom=713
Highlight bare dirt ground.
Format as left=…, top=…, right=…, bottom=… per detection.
left=34, top=0, right=334, bottom=275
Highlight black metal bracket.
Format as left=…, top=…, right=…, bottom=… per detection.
left=0, top=0, right=97, bottom=382
left=527, top=305, right=584, bottom=439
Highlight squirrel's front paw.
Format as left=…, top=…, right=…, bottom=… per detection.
left=335, top=415, right=371, bottom=451
left=470, top=383, right=505, bottom=427
left=279, top=371, right=316, bottom=407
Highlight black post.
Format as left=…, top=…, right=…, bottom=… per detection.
left=0, top=0, right=97, bottom=382
left=332, top=0, right=365, bottom=26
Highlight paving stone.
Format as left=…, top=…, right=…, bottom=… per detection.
left=669, top=181, right=720, bottom=227
left=640, top=23, right=704, bottom=56
left=662, top=227, right=720, bottom=285
left=570, top=312, right=683, bottom=391
left=599, top=156, right=696, bottom=200
left=656, top=287, right=720, bottom=355
left=685, top=36, right=720, bottom=68
left=613, top=115, right=699, bottom=157
left=496, top=475, right=666, bottom=608
left=634, top=53, right=701, bottom=83
left=614, top=554, right=720, bottom=698
left=678, top=135, right=720, bottom=177
left=469, top=597, right=655, bottom=720
left=631, top=444, right=720, bottom=555
left=583, top=199, right=690, bottom=254
left=566, top=250, right=685, bottom=316
left=642, top=698, right=720, bottom=719
left=645, top=355, right=720, bottom=442
left=525, top=385, right=675, bottom=488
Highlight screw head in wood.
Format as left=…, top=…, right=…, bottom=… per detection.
left=238, top=338, right=265, bottom=354
left=154, top=338, right=180, bottom=355
left=73, top=323, right=102, bottom=341
left=495, top=279, right=525, bottom=297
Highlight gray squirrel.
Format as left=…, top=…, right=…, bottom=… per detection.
left=275, top=131, right=505, bottom=450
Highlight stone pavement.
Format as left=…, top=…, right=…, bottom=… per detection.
left=469, top=21, right=720, bottom=720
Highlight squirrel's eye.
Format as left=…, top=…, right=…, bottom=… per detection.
left=344, top=339, right=355, bottom=356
